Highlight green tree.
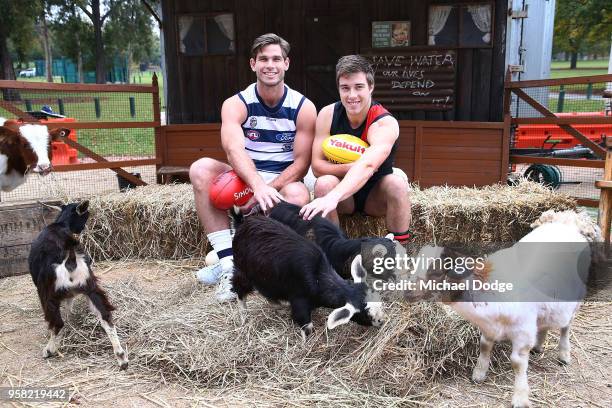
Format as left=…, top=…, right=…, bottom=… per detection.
left=104, top=0, right=155, bottom=83
left=0, top=0, right=38, bottom=80
left=52, top=2, right=95, bottom=82
left=554, top=0, right=612, bottom=68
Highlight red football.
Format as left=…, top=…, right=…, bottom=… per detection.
left=209, top=170, right=253, bottom=210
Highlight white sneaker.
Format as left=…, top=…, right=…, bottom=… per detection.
left=196, top=263, right=225, bottom=285
left=215, top=271, right=237, bottom=302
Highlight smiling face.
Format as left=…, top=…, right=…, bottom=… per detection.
left=250, top=44, right=289, bottom=88
left=338, top=72, right=374, bottom=117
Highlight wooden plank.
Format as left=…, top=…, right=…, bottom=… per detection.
left=578, top=198, right=599, bottom=207
left=512, top=117, right=612, bottom=125
left=0, top=79, right=155, bottom=93
left=413, top=124, right=422, bottom=181
left=421, top=159, right=501, bottom=172
left=152, top=73, right=163, bottom=183
left=501, top=114, right=511, bottom=183
left=0, top=202, right=60, bottom=278
left=53, top=158, right=160, bottom=172
left=60, top=137, right=147, bottom=186
left=506, top=74, right=612, bottom=89
left=44, top=121, right=159, bottom=129
left=510, top=155, right=605, bottom=168
left=0, top=100, right=37, bottom=121
left=512, top=88, right=606, bottom=159
left=595, top=180, right=612, bottom=189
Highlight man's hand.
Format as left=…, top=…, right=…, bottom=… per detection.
left=299, top=192, right=341, bottom=220
left=253, top=184, right=284, bottom=212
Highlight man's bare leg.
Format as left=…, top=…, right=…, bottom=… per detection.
left=363, top=174, right=411, bottom=234
left=189, top=157, right=233, bottom=233
left=313, top=175, right=354, bottom=224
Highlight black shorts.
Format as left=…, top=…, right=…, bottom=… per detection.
left=352, top=169, right=394, bottom=213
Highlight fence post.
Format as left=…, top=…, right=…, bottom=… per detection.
left=129, top=96, right=136, bottom=118
left=586, top=83, right=593, bottom=100
left=596, top=138, right=612, bottom=251
left=94, top=97, right=101, bottom=118
left=557, top=85, right=565, bottom=113
left=25, top=99, right=32, bottom=111
left=152, top=72, right=162, bottom=184
left=57, top=98, right=65, bottom=116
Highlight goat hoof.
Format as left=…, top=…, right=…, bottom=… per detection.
left=511, top=394, right=531, bottom=408
left=301, top=323, right=314, bottom=341
left=42, top=348, right=57, bottom=358
left=558, top=356, right=571, bottom=365
left=531, top=346, right=543, bottom=354
left=471, top=370, right=488, bottom=384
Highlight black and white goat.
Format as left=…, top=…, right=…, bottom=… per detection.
left=268, top=202, right=398, bottom=280
left=406, top=210, right=602, bottom=408
left=230, top=210, right=385, bottom=339
left=28, top=201, right=128, bottom=369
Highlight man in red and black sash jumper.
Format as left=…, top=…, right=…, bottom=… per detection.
left=300, top=55, right=413, bottom=244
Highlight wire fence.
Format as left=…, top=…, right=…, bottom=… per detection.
left=507, top=74, right=612, bottom=206
left=0, top=80, right=160, bottom=204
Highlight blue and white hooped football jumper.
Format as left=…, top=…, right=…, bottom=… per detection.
left=238, top=83, right=306, bottom=181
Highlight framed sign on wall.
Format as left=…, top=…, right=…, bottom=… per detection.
left=372, top=21, right=411, bottom=48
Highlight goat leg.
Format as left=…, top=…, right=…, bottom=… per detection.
left=532, top=328, right=549, bottom=354
left=42, top=299, right=64, bottom=358
left=471, top=334, right=494, bottom=383
left=558, top=326, right=572, bottom=365
left=86, top=292, right=128, bottom=370
left=510, top=340, right=532, bottom=408
left=290, top=298, right=313, bottom=341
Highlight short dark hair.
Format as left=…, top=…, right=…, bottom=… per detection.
left=335, top=55, right=375, bottom=88
left=251, top=33, right=291, bottom=59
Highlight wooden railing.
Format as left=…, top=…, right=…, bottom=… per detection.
left=504, top=71, right=612, bottom=207
left=0, top=76, right=162, bottom=187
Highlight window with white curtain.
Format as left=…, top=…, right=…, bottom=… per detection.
left=428, top=2, right=492, bottom=48
left=178, top=13, right=235, bottom=55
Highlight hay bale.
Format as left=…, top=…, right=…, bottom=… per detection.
left=83, top=184, right=209, bottom=260
left=82, top=181, right=575, bottom=261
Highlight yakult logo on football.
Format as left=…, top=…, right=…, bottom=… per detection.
left=234, top=187, right=253, bottom=200
left=329, top=138, right=366, bottom=154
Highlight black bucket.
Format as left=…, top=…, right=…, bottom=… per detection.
left=117, top=172, right=141, bottom=192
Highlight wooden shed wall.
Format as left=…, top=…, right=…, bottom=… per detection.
left=159, top=120, right=509, bottom=187
left=162, top=0, right=507, bottom=124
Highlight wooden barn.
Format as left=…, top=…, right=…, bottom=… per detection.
left=157, top=0, right=511, bottom=187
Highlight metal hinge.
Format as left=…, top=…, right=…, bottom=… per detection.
left=508, top=65, right=525, bottom=73
left=509, top=4, right=528, bottom=18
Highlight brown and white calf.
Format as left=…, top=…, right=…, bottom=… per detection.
left=28, top=201, right=128, bottom=370
left=0, top=117, right=69, bottom=192
left=407, top=210, right=601, bottom=408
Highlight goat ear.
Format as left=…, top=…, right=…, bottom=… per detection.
left=350, top=254, right=366, bottom=283
left=76, top=200, right=89, bottom=215
left=38, top=201, right=62, bottom=212
left=49, top=127, right=70, bottom=141
left=384, top=233, right=395, bottom=241
left=327, top=303, right=358, bottom=330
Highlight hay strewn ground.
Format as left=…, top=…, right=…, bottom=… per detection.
left=1, top=260, right=610, bottom=407
left=82, top=181, right=576, bottom=260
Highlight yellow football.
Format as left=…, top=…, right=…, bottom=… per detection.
left=322, top=134, right=370, bottom=164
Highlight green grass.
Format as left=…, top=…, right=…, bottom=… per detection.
left=550, top=59, right=609, bottom=79
left=548, top=97, right=605, bottom=113
left=551, top=59, right=609, bottom=69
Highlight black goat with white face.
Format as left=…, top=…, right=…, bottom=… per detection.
left=268, top=202, right=398, bottom=281
left=28, top=201, right=128, bottom=369
left=230, top=211, right=385, bottom=339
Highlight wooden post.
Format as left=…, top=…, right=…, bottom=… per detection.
left=152, top=72, right=163, bottom=184
left=596, top=138, right=612, bottom=248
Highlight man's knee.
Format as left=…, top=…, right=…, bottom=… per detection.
left=189, top=158, right=224, bottom=190
left=380, top=175, right=411, bottom=203
left=314, top=175, right=340, bottom=198
left=281, top=182, right=310, bottom=206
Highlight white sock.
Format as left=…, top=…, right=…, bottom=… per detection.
left=207, top=229, right=233, bottom=271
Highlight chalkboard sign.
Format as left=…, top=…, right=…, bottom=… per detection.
left=369, top=50, right=456, bottom=111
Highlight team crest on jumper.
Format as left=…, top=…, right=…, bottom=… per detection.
left=246, top=130, right=260, bottom=141
left=249, top=117, right=257, bottom=128
left=282, top=143, right=294, bottom=152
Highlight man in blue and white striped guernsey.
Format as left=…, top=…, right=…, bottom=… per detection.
left=190, top=33, right=317, bottom=301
